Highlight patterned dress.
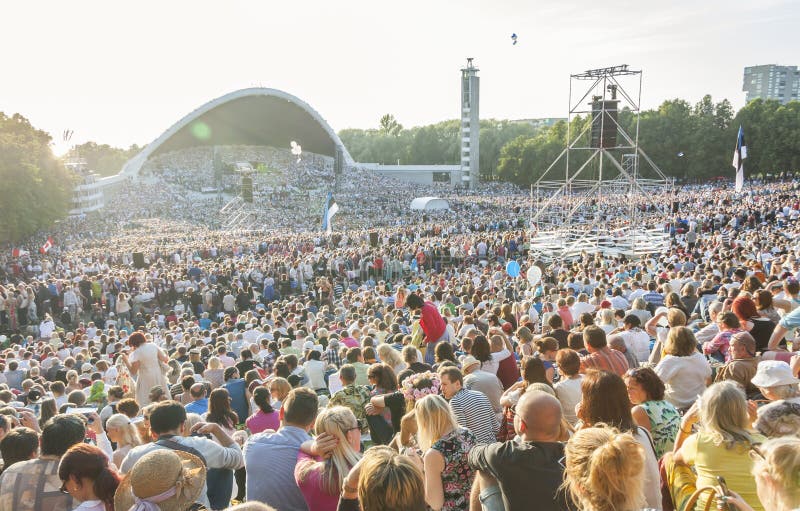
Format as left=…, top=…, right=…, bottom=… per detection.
left=431, top=427, right=476, bottom=511
left=641, top=399, right=681, bottom=458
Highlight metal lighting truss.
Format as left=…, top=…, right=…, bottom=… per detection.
left=529, top=65, right=673, bottom=260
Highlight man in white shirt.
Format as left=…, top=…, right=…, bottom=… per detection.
left=694, top=302, right=723, bottom=344
left=618, top=315, right=652, bottom=363
left=609, top=289, right=629, bottom=311
left=628, top=282, right=646, bottom=302
left=243, top=323, right=261, bottom=344
left=570, top=293, right=595, bottom=319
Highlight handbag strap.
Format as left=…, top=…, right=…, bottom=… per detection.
left=684, top=486, right=719, bottom=511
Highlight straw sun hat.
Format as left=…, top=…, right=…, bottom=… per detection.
left=114, top=449, right=206, bottom=511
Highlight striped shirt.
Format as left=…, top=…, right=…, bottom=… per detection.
left=244, top=426, right=311, bottom=511
left=449, top=388, right=499, bottom=444
left=580, top=347, right=629, bottom=376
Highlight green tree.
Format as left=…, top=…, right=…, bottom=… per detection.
left=341, top=98, right=800, bottom=183
left=65, top=142, right=141, bottom=176
left=734, top=99, right=800, bottom=175
left=378, top=114, right=403, bottom=136
left=0, top=113, right=73, bottom=242
left=478, top=120, right=539, bottom=181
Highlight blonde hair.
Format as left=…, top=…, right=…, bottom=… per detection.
left=699, top=381, right=756, bottom=449
left=563, top=426, right=645, bottom=511
left=296, top=406, right=361, bottom=495
left=269, top=377, right=291, bottom=401
left=377, top=344, right=402, bottom=370
left=597, top=309, right=615, bottom=326
left=106, top=413, right=142, bottom=448
left=414, top=394, right=459, bottom=452
left=667, top=308, right=687, bottom=328
left=752, top=437, right=800, bottom=510
left=358, top=446, right=425, bottom=511
left=664, top=326, right=696, bottom=356
left=394, top=410, right=418, bottom=449
left=208, top=356, right=222, bottom=370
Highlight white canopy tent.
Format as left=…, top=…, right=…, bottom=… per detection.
left=410, top=197, right=450, bottom=211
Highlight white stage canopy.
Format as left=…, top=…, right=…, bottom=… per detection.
left=410, top=197, right=450, bottom=211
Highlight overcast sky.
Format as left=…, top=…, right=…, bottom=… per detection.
left=1, top=0, right=797, bottom=152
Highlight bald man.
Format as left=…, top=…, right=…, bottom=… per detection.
left=467, top=391, right=571, bottom=511
left=184, top=383, right=209, bottom=415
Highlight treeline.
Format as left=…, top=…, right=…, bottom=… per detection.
left=339, top=97, right=800, bottom=186
left=339, top=117, right=541, bottom=180
left=65, top=142, right=142, bottom=176
left=0, top=113, right=73, bottom=242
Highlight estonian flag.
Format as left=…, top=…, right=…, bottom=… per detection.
left=732, top=125, right=747, bottom=193
left=322, top=192, right=339, bottom=235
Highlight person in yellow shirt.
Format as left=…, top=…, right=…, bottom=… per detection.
left=664, top=381, right=764, bottom=511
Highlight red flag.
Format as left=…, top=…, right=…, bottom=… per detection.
left=11, top=248, right=29, bottom=258
left=40, top=237, right=54, bottom=254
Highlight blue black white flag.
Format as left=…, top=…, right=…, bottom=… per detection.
left=732, top=125, right=747, bottom=193
left=322, top=192, right=339, bottom=235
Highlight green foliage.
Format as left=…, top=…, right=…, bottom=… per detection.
left=496, top=120, right=569, bottom=185
left=341, top=98, right=799, bottom=187
left=339, top=118, right=539, bottom=176
left=0, top=113, right=73, bottom=242
left=379, top=114, right=403, bottom=136
left=65, top=142, right=141, bottom=176
left=734, top=99, right=800, bottom=174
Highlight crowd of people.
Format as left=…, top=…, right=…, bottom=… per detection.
left=0, top=159, right=798, bottom=511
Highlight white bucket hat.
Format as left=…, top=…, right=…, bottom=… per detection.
left=751, top=361, right=800, bottom=388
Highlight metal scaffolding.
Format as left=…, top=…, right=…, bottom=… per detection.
left=529, top=65, right=673, bottom=260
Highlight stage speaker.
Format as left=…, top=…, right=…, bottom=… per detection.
left=213, top=148, right=223, bottom=182
left=133, top=252, right=146, bottom=269
left=590, top=99, right=619, bottom=149
left=334, top=147, right=344, bottom=176
left=672, top=201, right=680, bottom=213
left=369, top=232, right=379, bottom=248
left=241, top=176, right=253, bottom=203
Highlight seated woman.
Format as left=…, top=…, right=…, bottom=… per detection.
left=295, top=406, right=362, bottom=511
left=563, top=426, right=647, bottom=511
left=339, top=445, right=425, bottom=511
left=720, top=437, right=800, bottom=511
left=575, top=370, right=662, bottom=510
left=654, top=326, right=711, bottom=411
left=412, top=394, right=476, bottom=511
left=58, top=443, right=121, bottom=511
left=665, top=381, right=765, bottom=511
left=624, top=366, right=680, bottom=458
left=732, top=295, right=776, bottom=354
left=246, top=386, right=280, bottom=434
left=104, top=413, right=143, bottom=468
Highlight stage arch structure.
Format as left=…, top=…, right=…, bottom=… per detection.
left=118, top=87, right=354, bottom=180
